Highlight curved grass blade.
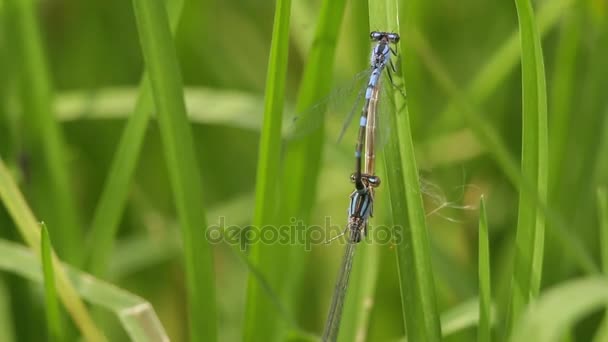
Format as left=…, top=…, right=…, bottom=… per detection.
left=478, top=197, right=491, bottom=342
left=41, top=223, right=64, bottom=342
left=86, top=0, right=185, bottom=279
left=510, top=277, right=608, bottom=342
left=0, top=239, right=169, bottom=342
left=4, top=0, right=82, bottom=265
left=0, top=158, right=105, bottom=341
left=399, top=297, right=496, bottom=341
left=508, top=0, right=549, bottom=329
left=129, top=0, right=217, bottom=340
left=243, top=0, right=292, bottom=340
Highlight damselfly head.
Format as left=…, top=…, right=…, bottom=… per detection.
left=370, top=31, right=400, bottom=43
left=350, top=173, right=382, bottom=188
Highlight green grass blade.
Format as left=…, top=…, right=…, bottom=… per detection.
left=280, top=0, right=347, bottom=220
left=41, top=223, right=64, bottom=342
left=478, top=197, right=491, bottom=342
left=4, top=0, right=81, bottom=265
left=0, top=239, right=169, bottom=342
left=85, top=0, right=184, bottom=278
left=0, top=279, right=17, bottom=342
left=509, top=0, right=549, bottom=328
left=367, top=1, right=442, bottom=341
left=441, top=298, right=483, bottom=337
left=596, top=187, right=608, bottom=342
left=510, top=277, right=608, bottom=342
left=243, top=0, right=292, bottom=340
left=55, top=87, right=267, bottom=131
left=399, top=298, right=495, bottom=341
left=409, top=29, right=596, bottom=276
left=129, top=0, right=217, bottom=340
left=547, top=9, right=582, bottom=197
left=0, top=158, right=105, bottom=341
left=435, top=0, right=574, bottom=129
left=600, top=188, right=608, bottom=274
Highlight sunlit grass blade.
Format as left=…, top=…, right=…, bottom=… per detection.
left=129, top=0, right=217, bottom=340
left=509, top=0, right=549, bottom=329
left=510, top=277, right=608, bottom=341
left=399, top=298, right=495, bottom=341
left=0, top=239, right=169, bottom=342
left=243, top=0, right=292, bottom=340
left=4, top=0, right=81, bottom=265
left=56, top=87, right=267, bottom=131
left=0, top=158, right=105, bottom=341
left=368, top=0, right=442, bottom=340
left=41, top=223, right=64, bottom=342
left=86, top=0, right=184, bottom=278
left=478, top=197, right=491, bottom=342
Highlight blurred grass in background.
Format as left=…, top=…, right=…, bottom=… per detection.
left=0, top=0, right=607, bottom=341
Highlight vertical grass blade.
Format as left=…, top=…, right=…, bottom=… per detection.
left=41, top=223, right=64, bottom=342
left=86, top=0, right=184, bottom=278
left=243, top=0, right=291, bottom=340
left=595, top=188, right=608, bottom=341
left=409, top=26, right=596, bottom=276
left=600, top=188, right=608, bottom=274
left=478, top=197, right=491, bottom=342
left=369, top=0, right=442, bottom=340
left=547, top=9, right=581, bottom=197
left=4, top=0, right=81, bottom=265
left=509, top=0, right=549, bottom=329
left=129, top=0, right=217, bottom=340
left=0, top=158, right=105, bottom=341
left=280, top=0, right=347, bottom=219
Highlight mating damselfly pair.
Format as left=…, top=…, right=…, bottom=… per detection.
left=287, top=31, right=403, bottom=245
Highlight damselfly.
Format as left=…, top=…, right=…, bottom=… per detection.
left=340, top=31, right=400, bottom=243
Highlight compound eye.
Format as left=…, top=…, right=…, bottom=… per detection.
left=368, top=176, right=381, bottom=187
left=388, top=33, right=400, bottom=43
left=370, top=31, right=382, bottom=41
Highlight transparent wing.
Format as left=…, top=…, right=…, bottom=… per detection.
left=283, top=68, right=372, bottom=142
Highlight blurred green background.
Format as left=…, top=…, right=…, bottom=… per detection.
left=1, top=0, right=607, bottom=341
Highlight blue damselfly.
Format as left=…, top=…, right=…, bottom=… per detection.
left=322, top=31, right=400, bottom=342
